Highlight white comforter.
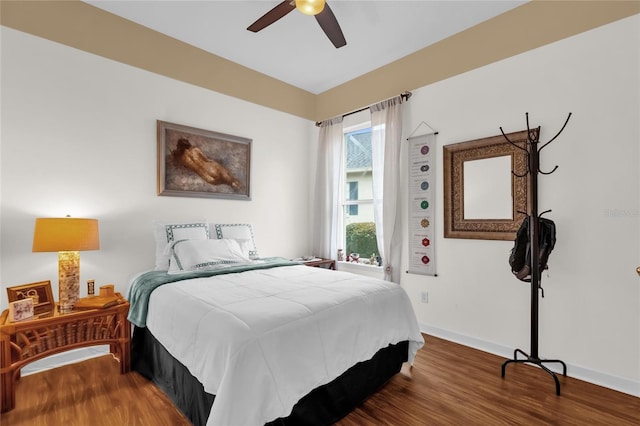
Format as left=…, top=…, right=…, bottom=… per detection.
left=145, top=264, right=424, bottom=425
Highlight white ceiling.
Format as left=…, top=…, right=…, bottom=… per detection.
left=85, top=1, right=527, bottom=94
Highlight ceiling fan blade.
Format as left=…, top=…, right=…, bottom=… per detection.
left=315, top=2, right=346, bottom=48
left=247, top=1, right=296, bottom=33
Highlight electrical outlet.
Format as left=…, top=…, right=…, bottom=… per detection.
left=421, top=291, right=429, bottom=303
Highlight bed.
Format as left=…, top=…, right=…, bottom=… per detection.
left=127, top=222, right=424, bottom=425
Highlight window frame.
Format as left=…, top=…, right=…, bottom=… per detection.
left=346, top=181, right=359, bottom=215
left=340, top=121, right=380, bottom=267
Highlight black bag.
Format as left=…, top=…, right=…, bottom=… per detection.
left=509, top=216, right=556, bottom=282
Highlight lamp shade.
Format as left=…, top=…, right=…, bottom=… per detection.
left=33, top=217, right=100, bottom=252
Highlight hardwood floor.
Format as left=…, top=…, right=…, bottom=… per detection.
left=2, top=334, right=638, bottom=425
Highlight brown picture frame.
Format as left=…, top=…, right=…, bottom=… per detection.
left=6, top=280, right=55, bottom=314
left=443, top=130, right=530, bottom=240
left=157, top=120, right=252, bottom=200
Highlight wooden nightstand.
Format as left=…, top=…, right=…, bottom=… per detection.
left=0, top=297, right=131, bottom=412
left=303, top=258, right=336, bottom=270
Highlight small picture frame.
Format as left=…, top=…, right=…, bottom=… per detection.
left=8, top=298, right=34, bottom=322
left=7, top=280, right=54, bottom=314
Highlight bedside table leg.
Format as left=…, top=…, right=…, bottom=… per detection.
left=115, top=311, right=131, bottom=374
left=119, top=337, right=131, bottom=374
left=1, top=336, right=15, bottom=412
left=0, top=370, right=14, bottom=413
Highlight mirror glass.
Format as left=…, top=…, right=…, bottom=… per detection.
left=443, top=129, right=531, bottom=240
left=463, top=155, right=512, bottom=219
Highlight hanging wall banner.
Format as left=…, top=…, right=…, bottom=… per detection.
left=407, top=133, right=436, bottom=276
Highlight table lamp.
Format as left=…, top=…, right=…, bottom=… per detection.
left=32, top=217, right=100, bottom=313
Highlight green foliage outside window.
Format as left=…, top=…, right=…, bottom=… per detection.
left=346, top=222, right=379, bottom=260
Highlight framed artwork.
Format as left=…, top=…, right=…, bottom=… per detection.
left=157, top=120, right=252, bottom=200
left=9, top=299, right=34, bottom=322
left=6, top=280, right=54, bottom=314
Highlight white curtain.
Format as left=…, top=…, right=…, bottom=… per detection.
left=370, top=96, right=404, bottom=282
left=311, top=117, right=344, bottom=260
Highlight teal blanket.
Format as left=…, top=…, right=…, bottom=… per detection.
left=127, top=257, right=301, bottom=327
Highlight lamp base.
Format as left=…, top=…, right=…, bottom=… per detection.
left=58, top=304, right=74, bottom=314
left=58, top=251, right=80, bottom=312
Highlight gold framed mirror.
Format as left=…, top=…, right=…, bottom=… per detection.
left=443, top=129, right=530, bottom=240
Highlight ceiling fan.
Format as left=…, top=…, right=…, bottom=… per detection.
left=247, top=0, right=347, bottom=49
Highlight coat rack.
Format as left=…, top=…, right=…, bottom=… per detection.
left=499, top=112, right=571, bottom=396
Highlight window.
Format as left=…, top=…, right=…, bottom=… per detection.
left=342, top=125, right=380, bottom=265
left=347, top=182, right=359, bottom=215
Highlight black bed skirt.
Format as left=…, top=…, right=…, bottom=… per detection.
left=132, top=326, right=408, bottom=426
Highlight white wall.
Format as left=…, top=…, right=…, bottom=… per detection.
left=1, top=27, right=315, bottom=304
left=400, top=14, right=639, bottom=395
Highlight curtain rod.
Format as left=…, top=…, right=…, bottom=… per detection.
left=315, top=91, right=412, bottom=127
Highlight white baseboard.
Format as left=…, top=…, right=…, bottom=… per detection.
left=21, top=346, right=109, bottom=376
left=420, top=323, right=640, bottom=398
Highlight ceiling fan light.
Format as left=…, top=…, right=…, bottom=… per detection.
left=295, top=0, right=325, bottom=16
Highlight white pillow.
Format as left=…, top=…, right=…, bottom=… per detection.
left=212, top=223, right=259, bottom=259
left=233, top=238, right=255, bottom=258
left=168, top=238, right=250, bottom=274
left=153, top=221, right=210, bottom=270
